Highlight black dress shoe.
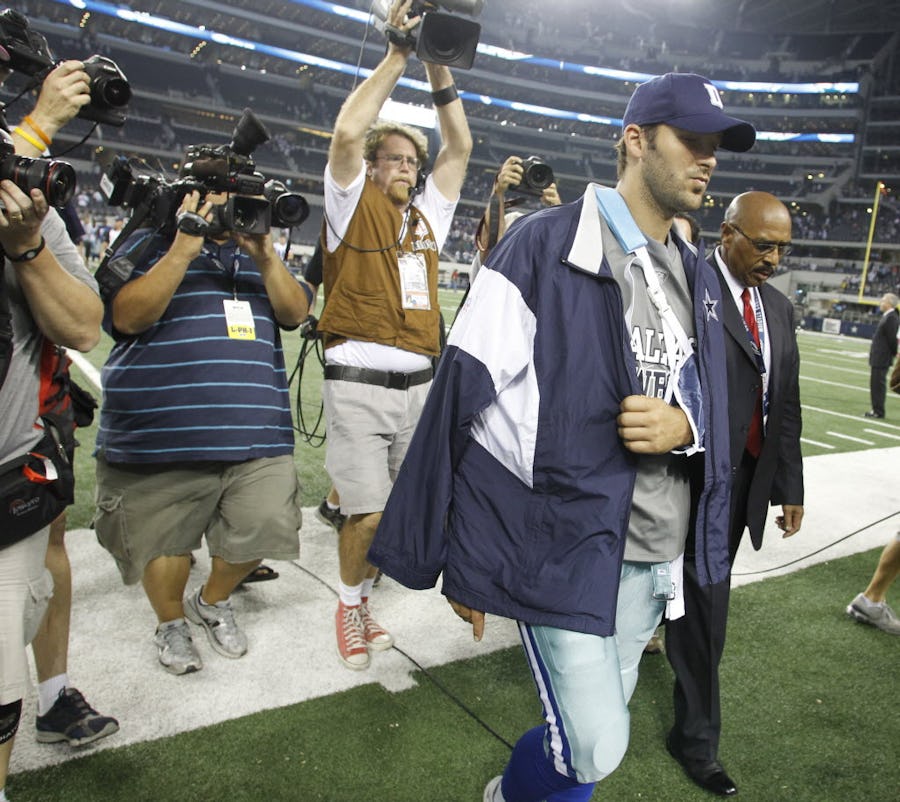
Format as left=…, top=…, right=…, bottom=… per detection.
left=864, top=410, right=885, bottom=419
left=666, top=736, right=738, bottom=796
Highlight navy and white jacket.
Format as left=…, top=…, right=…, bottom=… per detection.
left=369, top=185, right=732, bottom=637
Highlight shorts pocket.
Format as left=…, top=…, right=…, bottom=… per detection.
left=23, top=569, right=54, bottom=645
left=94, top=493, right=132, bottom=568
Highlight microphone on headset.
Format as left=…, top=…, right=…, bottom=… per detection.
left=407, top=168, right=426, bottom=202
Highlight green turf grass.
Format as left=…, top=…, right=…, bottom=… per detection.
left=8, top=549, right=898, bottom=801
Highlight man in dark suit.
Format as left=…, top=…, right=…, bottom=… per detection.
left=864, top=292, right=899, bottom=419
left=665, top=191, right=805, bottom=796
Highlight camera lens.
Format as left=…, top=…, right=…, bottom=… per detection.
left=95, top=74, right=131, bottom=108
left=523, top=159, right=553, bottom=192
left=272, top=192, right=309, bottom=227
left=1, top=154, right=76, bottom=207
left=83, top=56, right=132, bottom=110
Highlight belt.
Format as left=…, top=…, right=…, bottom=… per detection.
left=323, top=364, right=433, bottom=390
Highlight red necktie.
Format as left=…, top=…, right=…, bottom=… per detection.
left=742, top=288, right=763, bottom=458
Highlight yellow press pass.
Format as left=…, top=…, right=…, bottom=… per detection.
left=223, top=299, right=256, bottom=340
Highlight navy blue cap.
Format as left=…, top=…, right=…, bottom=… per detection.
left=623, top=73, right=756, bottom=153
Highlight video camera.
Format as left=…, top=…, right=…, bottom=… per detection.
left=0, top=8, right=131, bottom=127
left=510, top=156, right=555, bottom=198
left=0, top=128, right=76, bottom=207
left=372, top=0, right=485, bottom=70
left=100, top=108, right=309, bottom=236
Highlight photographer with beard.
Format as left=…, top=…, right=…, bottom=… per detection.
left=93, top=187, right=311, bottom=677
left=317, top=0, right=472, bottom=671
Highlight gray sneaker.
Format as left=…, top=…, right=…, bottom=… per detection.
left=316, top=498, right=346, bottom=533
left=846, top=592, right=900, bottom=635
left=185, top=587, right=248, bottom=658
left=154, top=619, right=203, bottom=675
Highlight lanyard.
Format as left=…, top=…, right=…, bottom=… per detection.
left=202, top=241, right=242, bottom=299
left=594, top=186, right=704, bottom=449
left=594, top=188, right=695, bottom=395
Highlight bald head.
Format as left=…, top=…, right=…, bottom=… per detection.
left=724, top=191, right=791, bottom=231
left=720, top=191, right=792, bottom=288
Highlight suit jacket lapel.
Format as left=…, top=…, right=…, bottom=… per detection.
left=716, top=266, right=758, bottom=367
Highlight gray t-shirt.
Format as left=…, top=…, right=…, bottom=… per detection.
left=600, top=216, right=695, bottom=562
left=0, top=210, right=98, bottom=464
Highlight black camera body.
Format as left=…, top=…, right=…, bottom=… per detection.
left=375, top=0, right=484, bottom=70
left=0, top=9, right=131, bottom=127
left=100, top=109, right=309, bottom=236
left=0, top=129, right=76, bottom=207
left=513, top=156, right=555, bottom=198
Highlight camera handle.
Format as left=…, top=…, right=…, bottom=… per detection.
left=93, top=196, right=161, bottom=300
left=382, top=22, right=416, bottom=48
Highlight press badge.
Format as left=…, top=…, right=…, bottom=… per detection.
left=398, top=252, right=431, bottom=310
left=223, top=299, right=256, bottom=340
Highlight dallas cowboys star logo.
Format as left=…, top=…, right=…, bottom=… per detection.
left=703, top=288, right=719, bottom=322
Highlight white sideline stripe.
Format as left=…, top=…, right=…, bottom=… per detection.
left=801, top=437, right=835, bottom=448
left=813, top=349, right=867, bottom=361
left=801, top=403, right=900, bottom=427
left=865, top=429, right=900, bottom=440
left=827, top=431, right=875, bottom=445
left=66, top=349, right=102, bottom=392
left=800, top=375, right=869, bottom=393
left=802, top=359, right=870, bottom=377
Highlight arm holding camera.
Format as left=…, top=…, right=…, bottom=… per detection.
left=329, top=0, right=419, bottom=189
left=232, top=229, right=311, bottom=329
left=0, top=180, right=100, bottom=351
left=111, top=191, right=213, bottom=335
left=476, top=157, right=561, bottom=258
left=426, top=61, right=472, bottom=202
left=541, top=182, right=561, bottom=207
left=11, top=61, right=91, bottom=157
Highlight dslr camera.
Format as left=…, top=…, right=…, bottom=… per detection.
left=511, top=156, right=555, bottom=198
left=0, top=128, right=76, bottom=207
left=0, top=8, right=131, bottom=127
left=100, top=108, right=309, bottom=236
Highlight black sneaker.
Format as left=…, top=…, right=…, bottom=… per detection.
left=316, top=498, right=346, bottom=533
left=35, top=687, right=119, bottom=747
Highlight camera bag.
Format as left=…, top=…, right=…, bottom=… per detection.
left=0, top=412, right=75, bottom=550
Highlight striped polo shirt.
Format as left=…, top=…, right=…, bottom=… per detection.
left=97, top=232, right=295, bottom=463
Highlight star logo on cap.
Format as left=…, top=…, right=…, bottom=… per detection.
left=703, top=288, right=719, bottom=322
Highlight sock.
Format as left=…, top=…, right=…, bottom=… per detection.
left=338, top=581, right=363, bottom=607
left=502, top=726, right=595, bottom=802
left=157, top=617, right=186, bottom=631
left=361, top=577, right=375, bottom=600
left=37, top=674, right=68, bottom=717
left=326, top=499, right=340, bottom=511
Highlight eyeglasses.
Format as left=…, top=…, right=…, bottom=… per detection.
left=730, top=224, right=792, bottom=257
left=375, top=153, right=420, bottom=170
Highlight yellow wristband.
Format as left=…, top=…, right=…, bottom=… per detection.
left=23, top=115, right=52, bottom=147
left=12, top=126, right=45, bottom=152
